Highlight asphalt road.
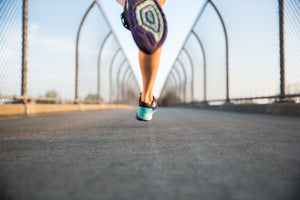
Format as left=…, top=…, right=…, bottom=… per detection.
left=0, top=108, right=299, bottom=200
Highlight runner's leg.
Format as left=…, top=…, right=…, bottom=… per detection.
left=139, top=0, right=166, bottom=103
left=116, top=0, right=166, bottom=104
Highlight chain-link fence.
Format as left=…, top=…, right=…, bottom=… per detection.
left=0, top=0, right=23, bottom=100
left=285, top=0, right=300, bottom=97
left=0, top=0, right=139, bottom=105
left=160, top=0, right=300, bottom=105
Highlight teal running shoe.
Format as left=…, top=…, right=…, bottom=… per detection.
left=136, top=96, right=158, bottom=121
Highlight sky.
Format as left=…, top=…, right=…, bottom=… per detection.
left=25, top=0, right=204, bottom=101
left=100, top=0, right=205, bottom=97
left=1, top=0, right=299, bottom=103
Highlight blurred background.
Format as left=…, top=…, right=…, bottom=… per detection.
left=0, top=0, right=299, bottom=106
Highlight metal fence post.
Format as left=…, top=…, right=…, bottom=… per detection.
left=116, top=60, right=127, bottom=102
left=22, top=0, right=28, bottom=104
left=109, top=48, right=122, bottom=103
left=75, top=1, right=96, bottom=104
left=121, top=67, right=131, bottom=101
left=174, top=67, right=182, bottom=102
left=279, top=0, right=286, bottom=102
left=126, top=73, right=134, bottom=102
left=177, top=59, right=187, bottom=103
left=161, top=77, right=168, bottom=98
left=97, top=31, right=112, bottom=103
left=170, top=73, right=178, bottom=104
left=173, top=67, right=183, bottom=102
left=182, top=48, right=194, bottom=102
left=208, top=0, right=230, bottom=103
left=191, top=31, right=207, bottom=104
left=125, top=72, right=133, bottom=101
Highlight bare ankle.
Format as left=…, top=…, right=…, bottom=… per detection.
left=141, top=92, right=153, bottom=104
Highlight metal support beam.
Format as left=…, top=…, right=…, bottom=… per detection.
left=177, top=59, right=187, bottom=103
left=161, top=76, right=171, bottom=98
left=170, top=72, right=178, bottom=103
left=125, top=73, right=134, bottom=102
left=95, top=1, right=125, bottom=53
left=97, top=31, right=112, bottom=102
left=170, top=73, right=178, bottom=104
left=182, top=48, right=195, bottom=102
left=116, top=60, right=127, bottom=102
left=160, top=75, right=169, bottom=99
left=121, top=67, right=131, bottom=101
left=109, top=48, right=122, bottom=103
left=191, top=31, right=207, bottom=103
left=159, top=1, right=209, bottom=100
left=125, top=72, right=134, bottom=101
left=173, top=67, right=183, bottom=102
left=133, top=76, right=140, bottom=98
left=166, top=76, right=172, bottom=101
left=161, top=78, right=168, bottom=98
left=21, top=0, right=28, bottom=104
left=279, top=0, right=286, bottom=101
left=208, top=0, right=230, bottom=103
left=75, top=1, right=96, bottom=103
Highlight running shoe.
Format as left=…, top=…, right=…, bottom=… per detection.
left=121, top=0, right=168, bottom=54
left=136, top=95, right=158, bottom=121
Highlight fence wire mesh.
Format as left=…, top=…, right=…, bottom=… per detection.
left=0, top=0, right=139, bottom=105
left=0, top=0, right=23, bottom=103
left=161, top=0, right=300, bottom=104
left=2, top=0, right=299, bottom=106
left=285, top=0, right=300, bottom=97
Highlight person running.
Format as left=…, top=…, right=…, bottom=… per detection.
left=116, top=0, right=168, bottom=121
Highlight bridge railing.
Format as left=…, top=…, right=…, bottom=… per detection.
left=0, top=0, right=140, bottom=105
left=160, top=0, right=300, bottom=106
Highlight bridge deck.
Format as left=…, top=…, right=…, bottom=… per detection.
left=0, top=108, right=299, bottom=200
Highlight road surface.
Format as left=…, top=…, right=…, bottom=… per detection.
left=0, top=108, right=299, bottom=200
